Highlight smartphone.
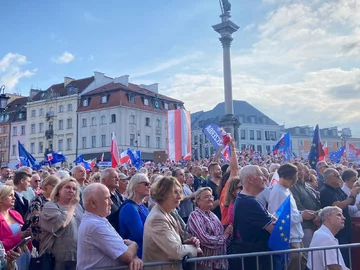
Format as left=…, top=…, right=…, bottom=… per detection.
left=12, top=236, right=31, bottom=251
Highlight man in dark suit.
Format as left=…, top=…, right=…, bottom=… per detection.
left=13, top=171, right=32, bottom=219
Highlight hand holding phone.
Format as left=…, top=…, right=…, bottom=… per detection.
left=12, top=236, right=31, bottom=251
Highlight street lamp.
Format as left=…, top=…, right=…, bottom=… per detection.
left=0, top=85, right=10, bottom=112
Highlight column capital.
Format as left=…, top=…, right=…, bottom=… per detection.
left=220, top=36, right=233, bottom=48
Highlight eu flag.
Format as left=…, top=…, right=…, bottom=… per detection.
left=48, top=152, right=66, bottom=164
left=308, top=125, right=325, bottom=169
left=127, top=148, right=143, bottom=169
left=273, top=133, right=291, bottom=154
left=18, top=141, right=38, bottom=168
left=329, top=147, right=345, bottom=163
left=268, top=195, right=291, bottom=251
left=74, top=155, right=84, bottom=164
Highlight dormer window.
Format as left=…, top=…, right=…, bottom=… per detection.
left=19, top=112, right=24, bottom=119
left=164, top=102, right=169, bottom=110
left=83, top=99, right=89, bottom=107
left=144, top=98, right=149, bottom=106
left=101, top=95, right=108, bottom=104
left=129, top=95, right=135, bottom=103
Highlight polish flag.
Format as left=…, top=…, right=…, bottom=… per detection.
left=319, top=142, right=328, bottom=161
left=183, top=152, right=191, bottom=161
left=100, top=153, right=104, bottom=162
left=221, top=145, right=230, bottom=161
left=120, top=150, right=130, bottom=164
left=110, top=133, right=120, bottom=168
left=167, top=109, right=191, bottom=161
left=90, top=159, right=96, bottom=168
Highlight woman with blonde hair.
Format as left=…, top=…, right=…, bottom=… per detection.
left=28, top=175, right=61, bottom=250
left=40, top=177, right=83, bottom=270
left=119, top=173, right=151, bottom=258
left=187, top=187, right=232, bottom=270
left=89, top=172, right=101, bottom=183
left=143, top=176, right=201, bottom=270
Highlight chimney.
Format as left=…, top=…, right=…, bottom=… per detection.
left=29, top=89, right=41, bottom=98
left=64, top=77, right=75, bottom=87
left=139, top=83, right=159, bottom=94
left=114, top=75, right=129, bottom=86
left=94, top=71, right=105, bottom=80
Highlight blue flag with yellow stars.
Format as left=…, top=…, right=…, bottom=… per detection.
left=268, top=195, right=291, bottom=251
left=308, top=124, right=325, bottom=169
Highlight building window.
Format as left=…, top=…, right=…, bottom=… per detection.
left=30, top=110, right=35, bottom=117
left=59, top=105, right=64, bottom=112
left=18, top=112, right=24, bottom=120
left=130, top=134, right=135, bottom=146
left=67, top=118, right=72, bottom=129
left=265, top=131, right=277, bottom=141
left=146, top=136, right=150, bottom=148
left=91, top=117, right=96, bottom=126
left=58, top=139, right=63, bottom=151
left=12, top=126, right=17, bottom=136
left=257, top=145, right=262, bottom=153
left=129, top=95, right=135, bottom=103
left=21, top=125, right=25, bottom=135
left=130, top=115, right=135, bottom=124
left=101, top=115, right=106, bottom=124
left=256, top=131, right=262, bottom=140
left=299, top=140, right=304, bottom=146
left=101, top=135, right=106, bottom=147
left=266, top=145, right=271, bottom=152
left=91, top=136, right=96, bottom=148
left=58, top=120, right=63, bottom=130
left=156, top=119, right=160, bottom=128
left=249, top=130, right=255, bottom=140
left=2, top=127, right=5, bottom=134
left=39, top=142, right=43, bottom=153
left=49, top=121, right=53, bottom=131
left=67, top=104, right=72, bottom=111
left=82, top=119, right=87, bottom=127
left=111, top=114, right=116, bottom=123
left=164, top=103, right=169, bottom=110
left=145, top=117, right=150, bottom=126
left=101, top=95, right=107, bottom=104
left=82, top=137, right=86, bottom=149
left=2, top=138, right=6, bottom=147
left=83, top=99, right=88, bottom=107
left=30, top=143, right=35, bottom=154
left=241, top=144, right=246, bottom=151
left=240, top=130, right=246, bottom=140
left=12, top=144, right=16, bottom=156
left=144, top=98, right=149, bottom=106
left=156, top=137, right=160, bottom=148
left=39, top=122, right=44, bottom=133
left=31, top=124, right=35, bottom=134
left=39, top=108, right=43, bottom=116
left=66, top=138, right=71, bottom=150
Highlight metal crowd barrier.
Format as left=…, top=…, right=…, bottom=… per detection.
left=93, top=243, right=360, bottom=270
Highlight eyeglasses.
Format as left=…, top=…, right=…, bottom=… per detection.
left=139, top=182, right=151, bottom=187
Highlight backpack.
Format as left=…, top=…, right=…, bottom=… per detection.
left=107, top=199, right=139, bottom=234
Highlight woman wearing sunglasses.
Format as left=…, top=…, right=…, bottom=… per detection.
left=118, top=173, right=151, bottom=259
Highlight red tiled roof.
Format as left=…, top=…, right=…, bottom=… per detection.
left=31, top=76, right=94, bottom=101
left=78, top=82, right=184, bottom=113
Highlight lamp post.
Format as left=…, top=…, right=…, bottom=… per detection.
left=0, top=85, right=10, bottom=168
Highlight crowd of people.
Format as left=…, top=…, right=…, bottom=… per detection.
left=0, top=139, right=359, bottom=270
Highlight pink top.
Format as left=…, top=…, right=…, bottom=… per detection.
left=228, top=202, right=235, bottom=225
left=0, top=209, right=24, bottom=251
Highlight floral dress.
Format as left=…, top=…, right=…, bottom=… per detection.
left=28, top=193, right=48, bottom=250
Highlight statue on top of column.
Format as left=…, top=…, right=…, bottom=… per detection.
left=220, top=0, right=231, bottom=14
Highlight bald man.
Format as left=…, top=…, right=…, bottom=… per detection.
left=77, top=183, right=143, bottom=270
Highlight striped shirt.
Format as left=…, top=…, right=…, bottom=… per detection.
left=187, top=207, right=227, bottom=269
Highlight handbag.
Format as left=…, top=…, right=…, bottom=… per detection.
left=29, top=250, right=55, bottom=270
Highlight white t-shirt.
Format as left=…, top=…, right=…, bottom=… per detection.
left=307, top=225, right=348, bottom=270
left=76, top=212, right=129, bottom=270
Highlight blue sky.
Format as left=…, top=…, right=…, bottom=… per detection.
left=1, top=0, right=360, bottom=135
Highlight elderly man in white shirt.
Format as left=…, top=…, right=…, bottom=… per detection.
left=268, top=163, right=315, bottom=270
left=77, top=183, right=143, bottom=270
left=307, top=206, right=349, bottom=270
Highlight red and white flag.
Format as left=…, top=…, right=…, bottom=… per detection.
left=120, top=150, right=130, bottom=164
left=183, top=152, right=191, bottom=161
left=270, top=170, right=280, bottom=188
left=90, top=159, right=96, bottom=168
left=100, top=153, right=104, bottom=162
left=319, top=142, right=328, bottom=161
left=221, top=145, right=230, bottom=161
left=110, top=133, right=120, bottom=168
left=47, top=153, right=53, bottom=162
left=167, top=109, right=191, bottom=161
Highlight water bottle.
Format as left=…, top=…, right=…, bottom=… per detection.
left=0, top=248, right=6, bottom=270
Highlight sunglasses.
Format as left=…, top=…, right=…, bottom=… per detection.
left=139, top=182, right=151, bottom=187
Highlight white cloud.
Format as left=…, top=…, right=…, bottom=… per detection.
left=52, top=51, right=75, bottom=64
left=0, top=53, right=36, bottom=90
left=159, top=0, right=360, bottom=135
